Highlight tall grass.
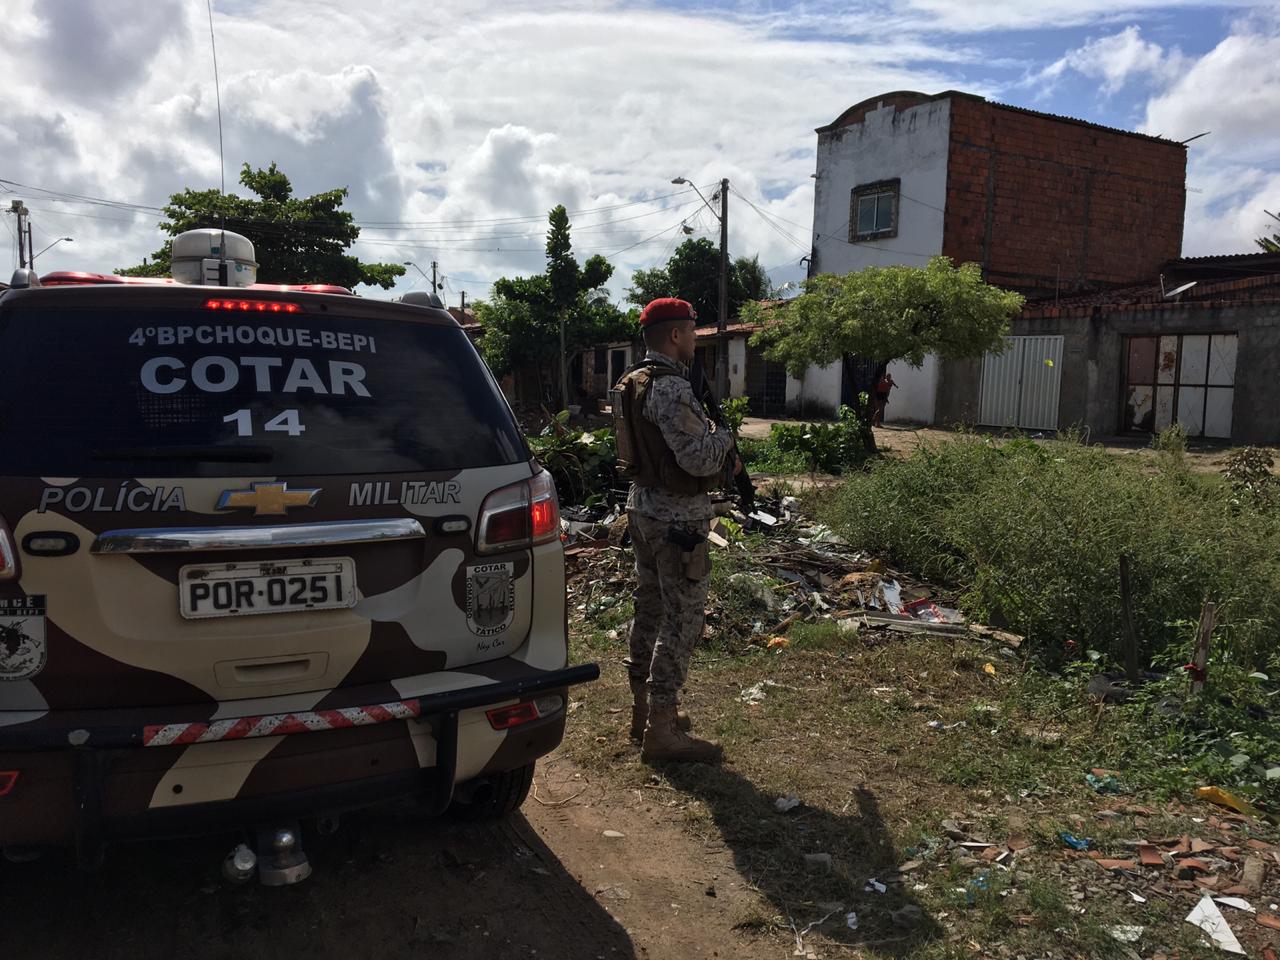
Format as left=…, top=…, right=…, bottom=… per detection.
left=819, top=434, right=1280, bottom=670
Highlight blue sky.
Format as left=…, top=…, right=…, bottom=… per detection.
left=1, top=0, right=1276, bottom=301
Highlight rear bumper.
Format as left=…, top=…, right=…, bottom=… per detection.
left=0, top=662, right=597, bottom=856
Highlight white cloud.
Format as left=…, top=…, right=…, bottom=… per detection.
left=1138, top=14, right=1280, bottom=253
left=1, top=0, right=1276, bottom=288
left=1033, top=26, right=1183, bottom=95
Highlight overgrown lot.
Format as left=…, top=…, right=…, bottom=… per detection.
left=817, top=431, right=1280, bottom=672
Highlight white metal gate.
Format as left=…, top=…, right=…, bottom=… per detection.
left=979, top=336, right=1064, bottom=431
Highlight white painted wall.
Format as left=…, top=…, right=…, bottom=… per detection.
left=884, top=356, right=938, bottom=425
left=786, top=361, right=843, bottom=418
left=809, top=96, right=953, bottom=423
left=728, top=337, right=747, bottom=398
left=811, top=98, right=950, bottom=276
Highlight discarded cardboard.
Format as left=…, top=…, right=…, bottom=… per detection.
left=1185, top=894, right=1246, bottom=954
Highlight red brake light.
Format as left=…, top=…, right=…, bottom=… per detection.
left=0, top=771, right=18, bottom=798
left=476, top=469, right=560, bottom=554
left=204, top=298, right=301, bottom=313
left=486, top=702, right=540, bottom=730
left=0, top=517, right=17, bottom=581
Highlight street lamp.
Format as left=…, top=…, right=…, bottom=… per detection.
left=672, top=177, right=730, bottom=401
left=31, top=237, right=73, bottom=262
left=403, top=260, right=442, bottom=294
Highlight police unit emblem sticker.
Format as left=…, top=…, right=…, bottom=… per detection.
left=0, top=595, right=48, bottom=682
left=465, top=563, right=515, bottom=637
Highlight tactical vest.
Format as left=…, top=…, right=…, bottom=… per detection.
left=612, top=363, right=718, bottom=496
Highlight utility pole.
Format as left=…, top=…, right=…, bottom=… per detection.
left=9, top=200, right=29, bottom=269
left=25, top=221, right=34, bottom=271
left=717, top=177, right=729, bottom=401
left=431, top=261, right=439, bottom=295
left=460, top=291, right=467, bottom=311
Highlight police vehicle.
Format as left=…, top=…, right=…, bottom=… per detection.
left=0, top=229, right=596, bottom=881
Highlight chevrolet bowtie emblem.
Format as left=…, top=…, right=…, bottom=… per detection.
left=217, top=482, right=320, bottom=517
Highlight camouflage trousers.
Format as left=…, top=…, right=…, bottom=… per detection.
left=625, top=512, right=712, bottom=708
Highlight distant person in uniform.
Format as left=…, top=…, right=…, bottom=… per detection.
left=611, top=298, right=741, bottom=764
left=873, top=369, right=896, bottom=427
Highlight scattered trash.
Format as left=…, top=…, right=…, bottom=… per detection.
left=1059, top=832, right=1092, bottom=851
left=1186, top=893, right=1246, bottom=954
left=940, top=819, right=969, bottom=841
left=863, top=878, right=887, bottom=894
left=775, top=794, right=802, bottom=813
left=845, top=911, right=858, bottom=931
left=747, top=510, right=778, bottom=527
left=767, top=636, right=790, bottom=650
left=1196, top=786, right=1263, bottom=819
left=740, top=680, right=781, bottom=704
left=982, top=662, right=997, bottom=677
left=927, top=720, right=967, bottom=731
left=1106, top=925, right=1144, bottom=943
left=903, top=598, right=965, bottom=624
left=1214, top=896, right=1255, bottom=913
left=1130, top=891, right=1148, bottom=903
left=729, top=572, right=779, bottom=609
left=1086, top=773, right=1124, bottom=794
left=602, top=830, right=625, bottom=839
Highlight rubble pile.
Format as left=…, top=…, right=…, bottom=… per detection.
left=561, top=495, right=997, bottom=650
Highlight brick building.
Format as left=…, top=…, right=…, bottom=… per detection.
left=799, top=90, right=1272, bottom=436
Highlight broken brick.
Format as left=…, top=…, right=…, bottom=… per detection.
left=1218, top=846, right=1242, bottom=862
left=1194, top=875, right=1222, bottom=890
left=1094, top=858, right=1138, bottom=871
left=1257, top=913, right=1280, bottom=932
left=1190, top=838, right=1215, bottom=854
left=1137, top=844, right=1165, bottom=867
left=1179, top=858, right=1212, bottom=874
left=1246, top=838, right=1277, bottom=853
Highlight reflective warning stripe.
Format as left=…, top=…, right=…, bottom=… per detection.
left=142, top=699, right=423, bottom=747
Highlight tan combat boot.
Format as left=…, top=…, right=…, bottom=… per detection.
left=628, top=676, right=692, bottom=741
left=641, top=704, right=722, bottom=764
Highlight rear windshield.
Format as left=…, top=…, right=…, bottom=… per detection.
left=0, top=303, right=526, bottom=477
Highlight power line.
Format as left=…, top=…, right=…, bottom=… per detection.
left=732, top=187, right=809, bottom=252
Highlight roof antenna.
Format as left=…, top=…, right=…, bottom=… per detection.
left=206, top=0, right=228, bottom=286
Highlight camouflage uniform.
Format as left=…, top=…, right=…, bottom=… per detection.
left=625, top=351, right=734, bottom=708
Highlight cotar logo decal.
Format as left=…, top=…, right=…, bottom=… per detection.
left=0, top=596, right=48, bottom=681
left=465, top=563, right=515, bottom=637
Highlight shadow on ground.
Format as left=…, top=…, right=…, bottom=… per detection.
left=664, top=763, right=941, bottom=957
left=0, top=802, right=635, bottom=960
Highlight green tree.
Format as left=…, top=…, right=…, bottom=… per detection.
left=117, top=162, right=405, bottom=289
left=477, top=206, right=634, bottom=404
left=626, top=238, right=772, bottom=322
left=744, top=257, right=1023, bottom=451
left=1257, top=209, right=1280, bottom=253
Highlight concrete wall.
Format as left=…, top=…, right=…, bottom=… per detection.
left=933, top=302, right=1280, bottom=443
left=885, top=356, right=938, bottom=425
left=728, top=337, right=747, bottom=398
left=786, top=361, right=843, bottom=418
left=811, top=98, right=950, bottom=276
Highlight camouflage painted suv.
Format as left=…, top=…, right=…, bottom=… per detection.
left=0, top=236, right=596, bottom=871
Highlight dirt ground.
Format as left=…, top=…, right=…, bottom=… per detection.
left=0, top=752, right=776, bottom=960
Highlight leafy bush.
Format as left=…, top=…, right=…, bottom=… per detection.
left=1223, top=446, right=1277, bottom=509
left=818, top=434, right=1280, bottom=669
left=527, top=412, right=617, bottom=505
left=720, top=396, right=750, bottom=439
left=739, top=436, right=810, bottom=475
left=768, top=405, right=868, bottom=474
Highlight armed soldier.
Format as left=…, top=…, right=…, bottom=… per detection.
left=612, top=298, right=742, bottom=763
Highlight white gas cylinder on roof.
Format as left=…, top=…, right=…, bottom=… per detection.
left=170, top=229, right=258, bottom=287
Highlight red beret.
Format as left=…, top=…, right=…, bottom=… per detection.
left=639, top=297, right=697, bottom=326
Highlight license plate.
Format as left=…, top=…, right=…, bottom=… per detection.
left=179, top=558, right=357, bottom=620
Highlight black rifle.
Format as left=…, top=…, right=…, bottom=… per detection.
left=689, top=357, right=755, bottom=508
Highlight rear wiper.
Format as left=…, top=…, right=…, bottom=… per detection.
left=92, top=445, right=274, bottom=463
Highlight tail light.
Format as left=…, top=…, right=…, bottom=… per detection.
left=0, top=771, right=18, bottom=797
left=476, top=469, right=560, bottom=554
left=204, top=298, right=302, bottom=313
left=485, top=695, right=563, bottom=731
left=0, top=516, right=18, bottom=581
